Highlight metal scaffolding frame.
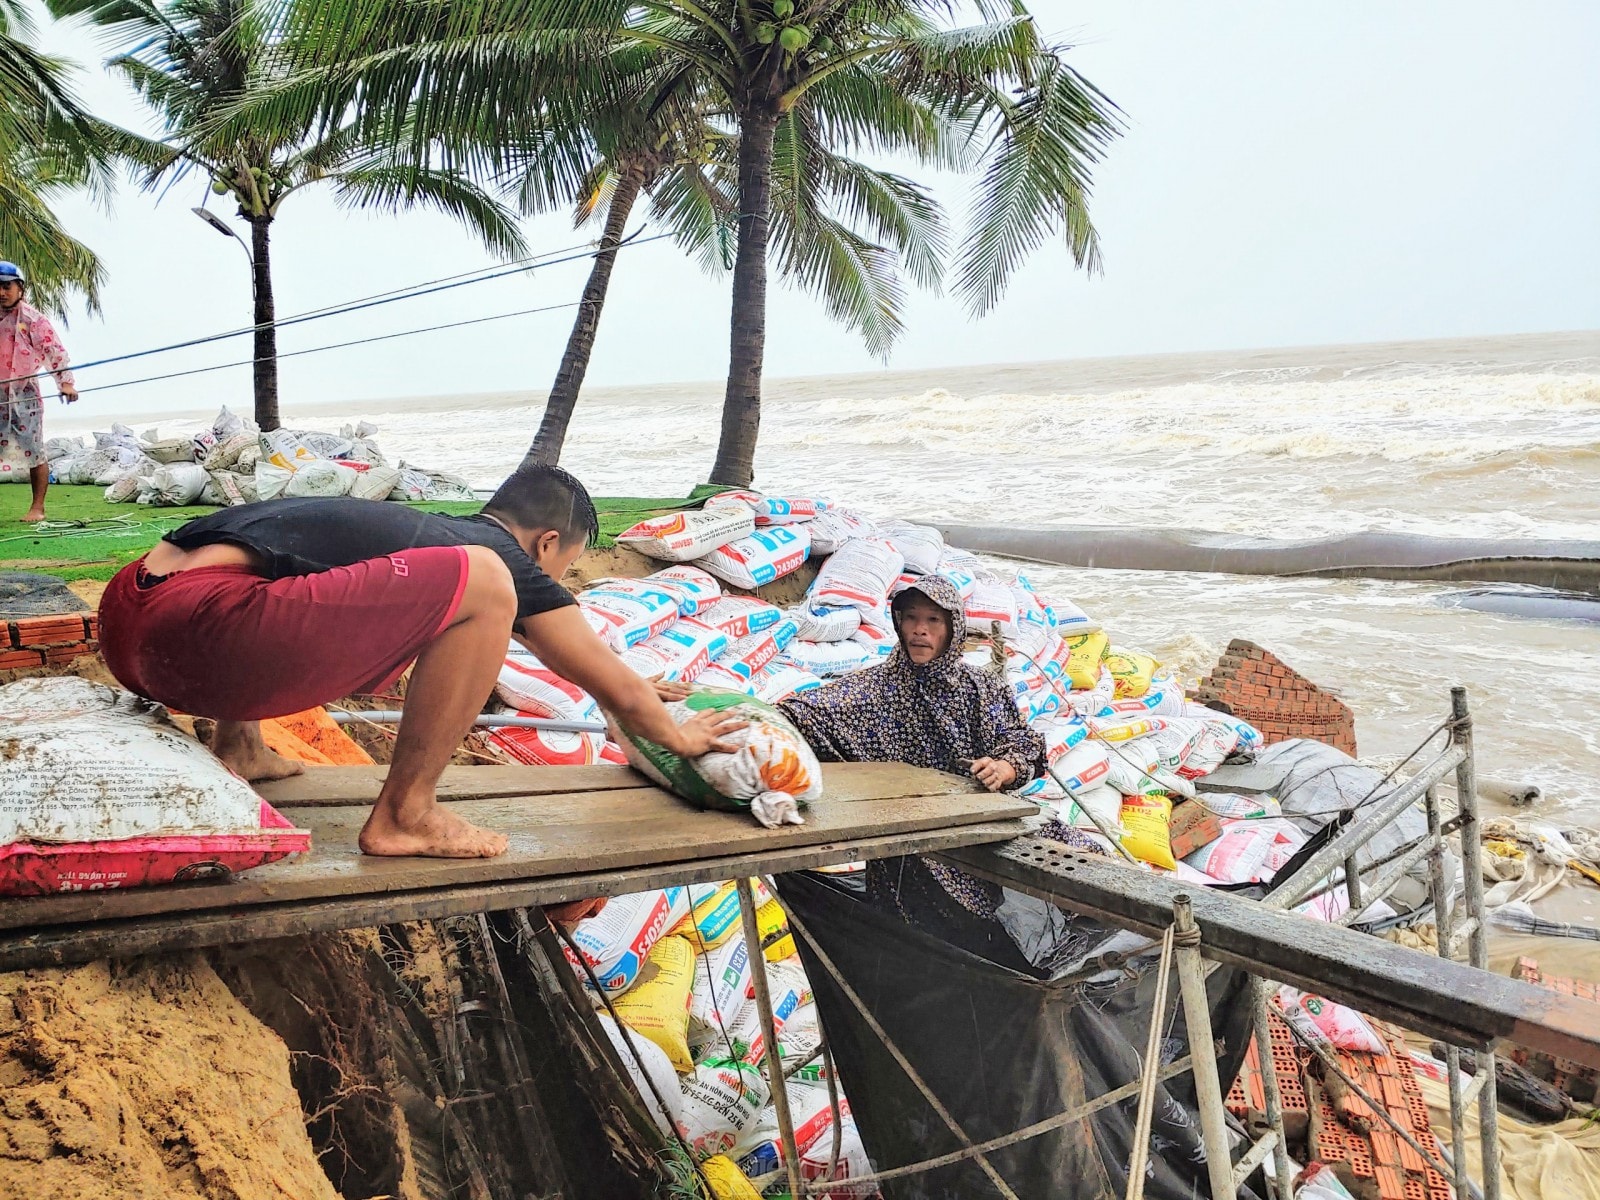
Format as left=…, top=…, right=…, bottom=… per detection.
left=729, top=688, right=1577, bottom=1198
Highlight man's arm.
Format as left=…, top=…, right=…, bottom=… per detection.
left=515, top=607, right=743, bottom=756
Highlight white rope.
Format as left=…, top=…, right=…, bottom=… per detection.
left=1125, top=922, right=1178, bottom=1200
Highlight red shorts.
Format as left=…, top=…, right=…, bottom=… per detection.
left=99, top=546, right=470, bottom=722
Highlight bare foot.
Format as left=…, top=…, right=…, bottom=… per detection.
left=210, top=720, right=306, bottom=783
left=358, top=803, right=509, bottom=859
left=20, top=506, right=45, bottom=524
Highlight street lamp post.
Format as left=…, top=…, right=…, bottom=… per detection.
left=191, top=206, right=255, bottom=296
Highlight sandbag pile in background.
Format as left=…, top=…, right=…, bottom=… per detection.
left=562, top=880, right=872, bottom=1196
left=48, top=408, right=476, bottom=507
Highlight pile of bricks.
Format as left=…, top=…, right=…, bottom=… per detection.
left=1226, top=1007, right=1311, bottom=1140
left=0, top=611, right=99, bottom=671
left=1507, top=958, right=1599, bottom=1104
left=1305, top=1027, right=1451, bottom=1200
left=1189, top=639, right=1358, bottom=757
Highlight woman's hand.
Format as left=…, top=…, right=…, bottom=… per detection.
left=970, top=757, right=1018, bottom=792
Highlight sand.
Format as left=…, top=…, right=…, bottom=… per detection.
left=0, top=957, right=341, bottom=1200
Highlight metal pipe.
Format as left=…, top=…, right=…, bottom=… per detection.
left=1126, top=924, right=1176, bottom=1200
left=1452, top=688, right=1503, bottom=1200
left=1250, top=977, right=1296, bottom=1200
left=1266, top=742, right=1466, bottom=910
left=328, top=709, right=609, bottom=734
left=1334, top=836, right=1442, bottom=927
left=736, top=878, right=804, bottom=1200
left=1172, top=896, right=1238, bottom=1200
left=1230, top=1131, right=1278, bottom=1192
left=1344, top=854, right=1363, bottom=911
left=1449, top=916, right=1481, bottom=958
left=1426, top=783, right=1476, bottom=1199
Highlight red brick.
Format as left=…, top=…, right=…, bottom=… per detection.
left=11, top=615, right=89, bottom=647
left=84, top=612, right=99, bottom=638
left=0, top=647, right=44, bottom=669
left=41, top=643, right=89, bottom=665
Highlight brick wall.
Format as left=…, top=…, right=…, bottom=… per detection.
left=1, top=612, right=99, bottom=670
left=1189, top=638, right=1358, bottom=758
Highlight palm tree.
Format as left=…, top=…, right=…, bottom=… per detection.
left=49, top=0, right=527, bottom=430
left=205, top=0, right=1117, bottom=476
left=628, top=4, right=1123, bottom=486
left=0, top=0, right=107, bottom=314
left=515, top=51, right=949, bottom=466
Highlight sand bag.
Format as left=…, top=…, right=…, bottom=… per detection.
left=1100, top=674, right=1186, bottom=718
left=965, top=580, right=1018, bottom=629
left=1183, top=824, right=1277, bottom=883
left=714, top=629, right=785, bottom=681
left=690, top=934, right=756, bottom=1045
left=696, top=665, right=759, bottom=695
left=800, top=1115, right=873, bottom=1197
left=697, top=525, right=812, bottom=589
left=596, top=1014, right=684, bottom=1136
left=1059, top=783, right=1126, bottom=833
left=931, top=552, right=979, bottom=601
left=706, top=490, right=830, bottom=525
left=779, top=639, right=875, bottom=678
left=349, top=464, right=401, bottom=501
left=143, top=437, right=196, bottom=465
left=805, top=507, right=874, bottom=554
left=147, top=462, right=211, bottom=506
left=1120, top=794, right=1177, bottom=869
left=678, top=1058, right=771, bottom=1159
left=210, top=469, right=257, bottom=506
left=199, top=431, right=255, bottom=472
left=621, top=619, right=729, bottom=684
left=494, top=646, right=600, bottom=719
left=787, top=605, right=861, bottom=643
left=564, top=888, right=690, bottom=993
left=618, top=691, right=820, bottom=827
left=809, top=538, right=903, bottom=611
left=673, top=881, right=769, bottom=953
left=582, top=578, right=685, bottom=651
left=283, top=460, right=355, bottom=499
left=698, top=596, right=783, bottom=638
left=752, top=664, right=824, bottom=704
left=619, top=504, right=757, bottom=562
left=1105, top=649, right=1161, bottom=699
left=700, top=1155, right=764, bottom=1200
left=1065, top=630, right=1111, bottom=690
left=878, top=521, right=944, bottom=575
left=1277, top=986, right=1387, bottom=1054
left=648, top=565, right=722, bottom=616
left=0, top=679, right=309, bottom=895
left=734, top=1080, right=847, bottom=1177
left=723, top=960, right=808, bottom=1065
left=610, top=935, right=697, bottom=1072
left=487, top=725, right=623, bottom=766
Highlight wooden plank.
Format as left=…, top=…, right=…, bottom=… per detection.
left=255, top=760, right=981, bottom=809
left=0, top=766, right=1023, bottom=932
left=942, top=838, right=1600, bottom=1070
left=254, top=763, right=648, bottom=807
left=0, top=820, right=1028, bottom=973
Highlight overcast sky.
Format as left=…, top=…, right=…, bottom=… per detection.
left=32, top=0, right=1600, bottom=420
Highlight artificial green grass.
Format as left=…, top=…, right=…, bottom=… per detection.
left=0, top=485, right=695, bottom=581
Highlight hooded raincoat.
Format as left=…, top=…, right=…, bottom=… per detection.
left=778, top=575, right=1044, bottom=782
left=779, top=575, right=1046, bottom=922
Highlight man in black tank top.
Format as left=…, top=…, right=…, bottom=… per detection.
left=99, top=463, right=743, bottom=859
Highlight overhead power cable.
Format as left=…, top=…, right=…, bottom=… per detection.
left=0, top=226, right=671, bottom=388
left=73, top=299, right=583, bottom=399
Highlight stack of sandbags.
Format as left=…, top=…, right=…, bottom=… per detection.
left=561, top=881, right=873, bottom=1193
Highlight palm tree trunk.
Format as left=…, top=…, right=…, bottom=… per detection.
left=249, top=216, right=280, bottom=432
left=708, top=107, right=780, bottom=488
left=525, top=169, right=645, bottom=467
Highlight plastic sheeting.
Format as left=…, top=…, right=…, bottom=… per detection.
left=777, top=869, right=1259, bottom=1200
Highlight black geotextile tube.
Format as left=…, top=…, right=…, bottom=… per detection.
left=776, top=869, right=1259, bottom=1200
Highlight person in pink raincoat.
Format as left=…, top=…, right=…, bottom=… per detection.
left=0, top=261, right=78, bottom=522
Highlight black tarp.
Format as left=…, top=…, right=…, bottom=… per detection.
left=779, top=867, right=1257, bottom=1200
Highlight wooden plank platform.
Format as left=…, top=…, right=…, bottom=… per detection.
left=253, top=763, right=652, bottom=807
left=0, top=762, right=1033, bottom=972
